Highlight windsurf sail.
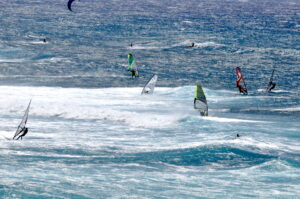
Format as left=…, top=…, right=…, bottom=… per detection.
left=266, top=68, right=276, bottom=92
left=127, top=53, right=139, bottom=77
left=236, top=67, right=248, bottom=95
left=13, top=100, right=31, bottom=140
left=67, top=0, right=76, bottom=11
left=141, top=74, right=158, bottom=94
left=194, top=85, right=208, bottom=116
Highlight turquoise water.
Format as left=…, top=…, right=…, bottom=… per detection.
left=0, top=0, right=299, bottom=198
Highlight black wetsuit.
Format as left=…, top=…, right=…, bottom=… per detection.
left=188, top=43, right=195, bottom=48
left=267, top=81, right=276, bottom=92
left=17, top=128, right=28, bottom=140
left=131, top=70, right=135, bottom=77
left=131, top=70, right=138, bottom=78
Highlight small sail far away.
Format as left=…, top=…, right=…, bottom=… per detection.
left=13, top=100, right=31, bottom=140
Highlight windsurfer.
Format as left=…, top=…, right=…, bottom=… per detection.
left=130, top=70, right=137, bottom=78
left=15, top=127, right=28, bottom=140
left=188, top=43, right=195, bottom=48
left=236, top=77, right=247, bottom=94
left=267, top=81, right=276, bottom=92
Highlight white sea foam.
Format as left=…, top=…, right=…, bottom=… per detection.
left=274, top=106, right=300, bottom=111
left=177, top=40, right=222, bottom=48
left=203, top=116, right=267, bottom=123
left=0, top=58, right=26, bottom=63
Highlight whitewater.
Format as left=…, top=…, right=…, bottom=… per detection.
left=0, top=0, right=300, bottom=198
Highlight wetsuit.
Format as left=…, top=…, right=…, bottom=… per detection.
left=267, top=81, right=276, bottom=92
left=130, top=70, right=138, bottom=78
left=188, top=43, right=195, bottom=48
left=16, top=127, right=28, bottom=140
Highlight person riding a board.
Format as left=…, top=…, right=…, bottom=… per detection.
left=237, top=79, right=247, bottom=94
left=267, top=81, right=276, bottom=92
left=15, top=127, right=28, bottom=140
left=194, top=84, right=208, bottom=116
left=188, top=43, right=195, bottom=48
left=13, top=100, right=31, bottom=141
left=128, top=53, right=139, bottom=78
left=266, top=69, right=276, bottom=92
left=236, top=67, right=248, bottom=95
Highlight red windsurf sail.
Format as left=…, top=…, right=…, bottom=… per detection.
left=236, top=67, right=248, bottom=95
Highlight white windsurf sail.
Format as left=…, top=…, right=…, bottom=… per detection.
left=141, top=74, right=158, bottom=94
left=194, top=85, right=208, bottom=116
left=13, top=100, right=31, bottom=140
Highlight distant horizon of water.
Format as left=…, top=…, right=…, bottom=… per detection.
left=0, top=0, right=300, bottom=198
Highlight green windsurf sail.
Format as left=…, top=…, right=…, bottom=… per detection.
left=194, top=85, right=208, bottom=116
left=128, top=53, right=138, bottom=77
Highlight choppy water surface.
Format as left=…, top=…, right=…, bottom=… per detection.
left=0, top=0, right=299, bottom=198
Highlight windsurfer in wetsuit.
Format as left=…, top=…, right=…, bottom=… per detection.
left=128, top=53, right=138, bottom=78
left=130, top=70, right=136, bottom=78
left=16, top=127, right=28, bottom=140
left=188, top=43, right=195, bottom=48
left=267, top=81, right=276, bottom=92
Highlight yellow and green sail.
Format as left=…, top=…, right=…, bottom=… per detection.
left=194, top=84, right=208, bottom=116
left=128, top=53, right=135, bottom=71
left=127, top=53, right=139, bottom=77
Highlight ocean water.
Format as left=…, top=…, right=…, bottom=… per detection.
left=0, top=0, right=300, bottom=198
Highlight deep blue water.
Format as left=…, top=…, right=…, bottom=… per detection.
left=0, top=0, right=299, bottom=198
